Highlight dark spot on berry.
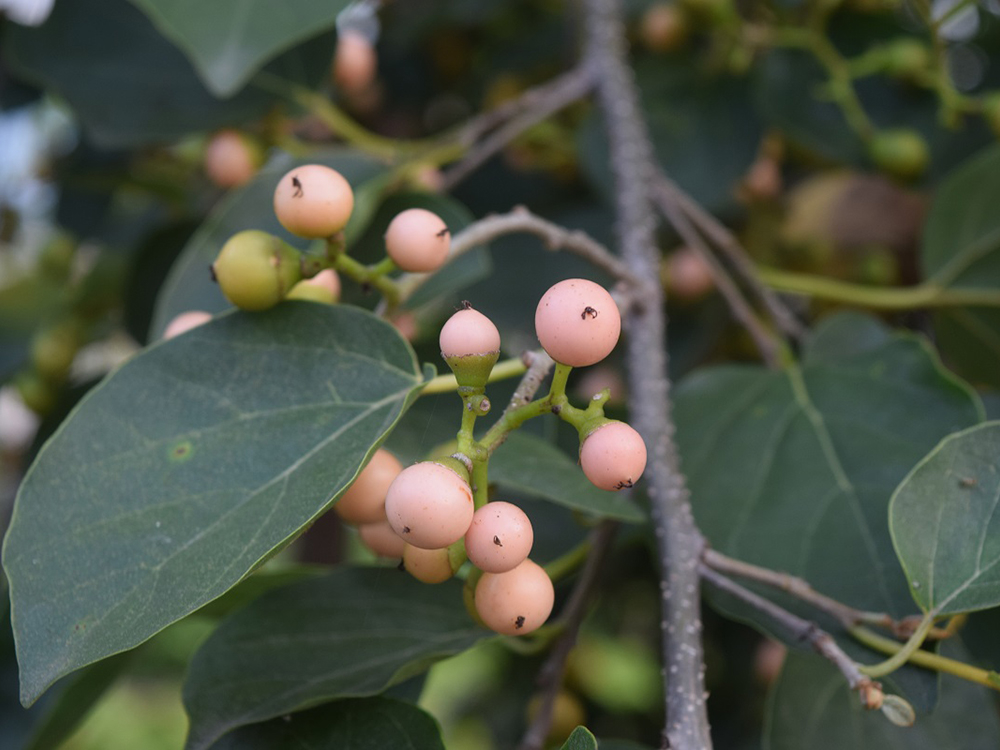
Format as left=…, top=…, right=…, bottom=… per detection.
left=581, top=306, right=599, bottom=320
left=291, top=176, right=303, bottom=197
left=436, top=227, right=450, bottom=238
left=209, top=264, right=218, bottom=283
left=493, top=535, right=503, bottom=547
left=614, top=479, right=634, bottom=490
left=458, top=300, right=472, bottom=310
left=403, top=526, right=411, bottom=534
left=514, top=615, right=525, bottom=629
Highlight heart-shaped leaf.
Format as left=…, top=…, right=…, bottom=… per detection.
left=183, top=567, right=489, bottom=750
left=207, top=696, right=445, bottom=750
left=127, top=0, right=350, bottom=97
left=3, top=304, right=423, bottom=705
left=890, top=421, right=1000, bottom=616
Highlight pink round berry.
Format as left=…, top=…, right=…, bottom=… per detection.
left=358, top=520, right=406, bottom=558
left=163, top=311, right=212, bottom=340
left=579, top=421, right=647, bottom=491
left=384, top=208, right=450, bottom=272
left=384, top=461, right=474, bottom=549
left=439, top=306, right=500, bottom=358
left=334, top=30, right=378, bottom=94
left=273, top=164, right=354, bottom=239
left=475, top=559, right=554, bottom=636
left=465, top=501, right=533, bottom=573
left=204, top=129, right=261, bottom=188
left=534, top=279, right=621, bottom=367
left=335, top=448, right=402, bottom=524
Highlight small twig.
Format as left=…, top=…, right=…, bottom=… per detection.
left=441, top=66, right=595, bottom=190
left=699, top=564, right=876, bottom=696
left=654, top=177, right=805, bottom=342
left=506, top=350, right=556, bottom=411
left=654, top=186, right=781, bottom=367
left=395, top=206, right=643, bottom=305
left=702, top=549, right=890, bottom=630
left=517, top=520, right=619, bottom=750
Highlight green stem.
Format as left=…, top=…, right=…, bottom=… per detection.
left=332, top=253, right=401, bottom=307
left=758, top=267, right=1000, bottom=309
left=543, top=538, right=593, bottom=583
left=421, top=357, right=528, bottom=396
left=470, top=454, right=490, bottom=510
left=858, top=612, right=935, bottom=678
left=851, top=624, right=1000, bottom=691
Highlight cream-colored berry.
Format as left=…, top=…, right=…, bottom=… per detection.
left=402, top=544, right=454, bottom=584
left=358, top=521, right=406, bottom=558
left=334, top=30, right=377, bottom=94
left=163, top=311, right=212, bottom=340
left=204, top=130, right=261, bottom=188
left=384, top=208, right=450, bottom=272
left=535, top=279, right=621, bottom=367
left=335, top=449, right=402, bottom=525
left=273, top=165, right=354, bottom=239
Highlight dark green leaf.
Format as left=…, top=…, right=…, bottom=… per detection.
left=559, top=726, right=597, bottom=750
left=489, top=433, right=644, bottom=523
left=765, top=643, right=1000, bottom=749
left=3, top=304, right=423, bottom=705
left=150, top=150, right=385, bottom=338
left=4, top=0, right=333, bottom=147
left=677, top=315, right=981, bottom=620
left=922, top=145, right=1000, bottom=387
left=207, top=696, right=445, bottom=750
left=890, top=421, right=1000, bottom=615
left=183, top=567, right=489, bottom=750
left=126, top=0, right=349, bottom=97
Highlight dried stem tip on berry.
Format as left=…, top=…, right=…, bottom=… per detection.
left=385, top=208, right=451, bottom=272
left=535, top=279, right=621, bottom=367
left=212, top=230, right=302, bottom=311
left=439, top=305, right=501, bottom=388
left=274, top=164, right=355, bottom=239
left=580, top=420, right=647, bottom=491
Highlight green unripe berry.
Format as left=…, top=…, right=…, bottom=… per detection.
left=869, top=129, right=928, bottom=181
left=31, top=321, right=82, bottom=384
left=212, top=230, right=302, bottom=311
left=14, top=371, right=58, bottom=416
left=883, top=38, right=929, bottom=79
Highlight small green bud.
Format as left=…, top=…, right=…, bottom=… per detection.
left=212, top=230, right=302, bottom=311
left=869, top=129, right=929, bottom=180
left=883, top=38, right=929, bottom=79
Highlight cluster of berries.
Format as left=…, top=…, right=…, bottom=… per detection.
left=162, top=163, right=451, bottom=338
left=333, top=276, right=647, bottom=636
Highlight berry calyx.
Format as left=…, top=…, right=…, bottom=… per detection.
left=869, top=129, right=929, bottom=181
left=439, top=303, right=501, bottom=389
left=465, top=501, right=533, bottom=573
left=474, top=559, right=554, bottom=636
left=212, top=230, right=302, bottom=311
left=402, top=544, right=457, bottom=584
left=163, top=311, right=212, bottom=340
left=535, top=279, right=621, bottom=367
left=358, top=520, right=406, bottom=558
left=334, top=30, right=378, bottom=95
left=384, top=459, right=474, bottom=549
left=204, top=129, right=263, bottom=188
left=384, top=208, right=451, bottom=272
left=335, top=448, right=403, bottom=525
left=579, top=420, right=647, bottom=491
left=273, top=165, right=355, bottom=239
left=286, top=268, right=342, bottom=305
